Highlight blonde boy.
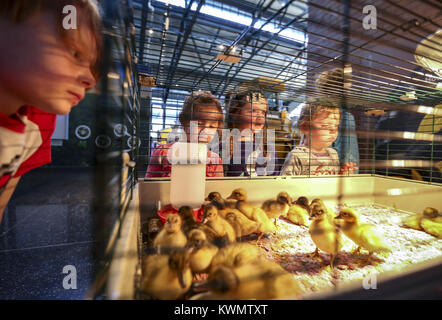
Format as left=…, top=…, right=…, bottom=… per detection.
left=281, top=105, right=356, bottom=175
left=0, top=0, right=102, bottom=222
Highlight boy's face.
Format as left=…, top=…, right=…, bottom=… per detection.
left=183, top=103, right=222, bottom=143
left=0, top=11, right=97, bottom=115
left=301, top=110, right=340, bottom=151
left=236, top=101, right=267, bottom=131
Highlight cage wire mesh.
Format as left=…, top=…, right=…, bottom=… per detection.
left=87, top=0, right=141, bottom=298
left=93, top=0, right=442, bottom=299
left=134, top=0, right=441, bottom=183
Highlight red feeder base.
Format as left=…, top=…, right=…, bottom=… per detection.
left=157, top=204, right=205, bottom=224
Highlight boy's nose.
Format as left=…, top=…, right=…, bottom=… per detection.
left=78, top=69, right=96, bottom=89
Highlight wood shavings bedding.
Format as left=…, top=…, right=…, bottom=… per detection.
left=252, top=204, right=442, bottom=296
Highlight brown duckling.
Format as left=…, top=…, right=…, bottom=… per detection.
left=178, top=205, right=222, bottom=244
left=153, top=214, right=187, bottom=252
left=205, top=192, right=236, bottom=210
left=261, top=192, right=291, bottom=227
left=178, top=206, right=200, bottom=236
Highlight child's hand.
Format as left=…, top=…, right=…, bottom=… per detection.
left=340, top=162, right=358, bottom=175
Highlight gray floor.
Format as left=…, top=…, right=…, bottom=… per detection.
left=0, top=167, right=96, bottom=299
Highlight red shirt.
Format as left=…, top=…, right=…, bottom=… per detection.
left=145, top=142, right=224, bottom=178
left=0, top=105, right=56, bottom=188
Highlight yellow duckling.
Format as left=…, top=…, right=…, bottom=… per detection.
left=205, top=192, right=236, bottom=210
left=153, top=214, right=187, bottom=252
left=187, top=229, right=219, bottom=274
left=403, top=211, right=424, bottom=230
left=334, top=208, right=391, bottom=262
left=141, top=249, right=193, bottom=300
left=309, top=203, right=343, bottom=270
left=226, top=188, right=256, bottom=219
left=224, top=211, right=261, bottom=238
left=203, top=204, right=236, bottom=244
left=208, top=242, right=265, bottom=273
left=311, top=198, right=337, bottom=225
left=206, top=260, right=303, bottom=300
left=403, top=207, right=441, bottom=234
left=261, top=192, right=291, bottom=227
left=286, top=196, right=311, bottom=227
left=227, top=188, right=276, bottom=238
left=205, top=191, right=260, bottom=237
left=420, top=207, right=442, bottom=238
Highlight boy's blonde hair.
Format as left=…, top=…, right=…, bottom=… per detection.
left=0, top=0, right=102, bottom=80
left=297, top=104, right=341, bottom=130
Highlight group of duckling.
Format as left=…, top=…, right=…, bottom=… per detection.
left=141, top=207, right=302, bottom=299
left=141, top=187, right=440, bottom=300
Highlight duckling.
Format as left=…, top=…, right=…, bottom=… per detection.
left=309, top=203, right=343, bottom=270
left=205, top=192, right=259, bottom=237
left=310, top=198, right=337, bottom=224
left=178, top=205, right=222, bottom=244
left=209, top=242, right=265, bottom=273
left=334, top=208, right=391, bottom=262
left=141, top=249, right=193, bottom=300
left=227, top=188, right=276, bottom=238
left=206, top=260, right=303, bottom=300
left=153, top=214, right=187, bottom=253
left=187, top=229, right=219, bottom=274
left=286, top=196, right=311, bottom=227
left=310, top=198, right=321, bottom=206
left=142, top=218, right=162, bottom=245
left=224, top=211, right=261, bottom=238
left=226, top=188, right=256, bottom=219
left=205, top=192, right=236, bottom=210
left=420, top=207, right=442, bottom=238
left=178, top=206, right=200, bottom=236
left=402, top=212, right=424, bottom=230
left=203, top=204, right=236, bottom=244
left=261, top=192, right=291, bottom=227
left=403, top=207, right=441, bottom=232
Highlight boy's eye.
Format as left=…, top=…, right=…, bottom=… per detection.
left=70, top=49, right=80, bottom=58
left=70, top=49, right=89, bottom=65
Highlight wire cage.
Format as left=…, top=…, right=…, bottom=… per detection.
left=96, top=0, right=442, bottom=300
left=83, top=0, right=141, bottom=298
left=134, top=0, right=441, bottom=182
